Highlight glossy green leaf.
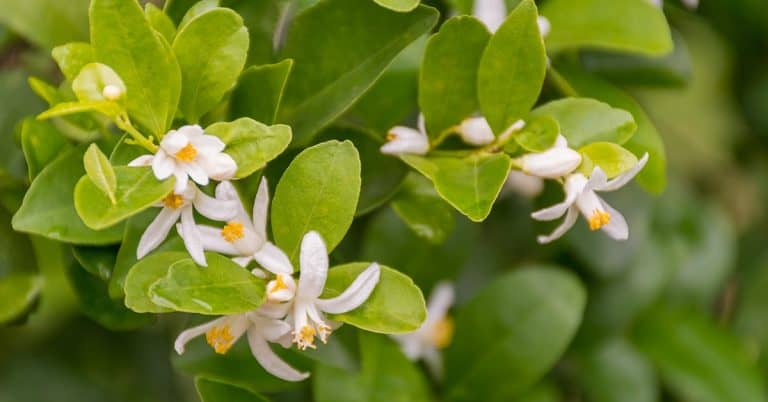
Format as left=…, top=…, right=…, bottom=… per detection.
left=124, top=251, right=186, bottom=313
left=72, top=246, right=117, bottom=281
left=578, top=142, right=638, bottom=178
left=531, top=98, right=637, bottom=148
left=391, top=173, right=455, bottom=244
left=145, top=3, right=177, bottom=44
left=38, top=100, right=123, bottom=120
left=322, top=263, right=426, bottom=333
left=83, top=144, right=117, bottom=204
left=173, top=7, right=249, bottom=123
left=195, top=377, right=269, bottom=402
left=51, top=42, right=95, bottom=82
left=90, top=0, right=181, bottom=137
left=72, top=62, right=127, bottom=103
left=12, top=146, right=124, bottom=245
left=20, top=119, right=71, bottom=180
left=445, top=266, right=586, bottom=402
left=419, top=16, right=490, bottom=138
left=0, top=0, right=89, bottom=49
left=514, top=115, right=559, bottom=152
left=576, top=338, right=658, bottom=402
left=28, top=77, right=60, bottom=105
left=272, top=140, right=361, bottom=263
left=373, top=0, right=420, bottom=12
left=478, top=0, right=546, bottom=134
left=178, top=0, right=220, bottom=29
left=541, top=0, right=673, bottom=56
left=230, top=60, right=293, bottom=125
left=277, top=0, right=438, bottom=145
left=206, top=118, right=292, bottom=179
left=0, top=273, right=43, bottom=324
left=74, top=166, right=175, bottom=230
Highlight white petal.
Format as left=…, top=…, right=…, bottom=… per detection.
left=316, top=263, right=380, bottom=314
left=267, top=274, right=297, bottom=303
left=417, top=113, right=427, bottom=135
left=152, top=150, right=175, bottom=180
left=258, top=302, right=291, bottom=319
left=473, top=0, right=506, bottom=32
left=233, top=256, right=254, bottom=267
left=423, top=282, right=454, bottom=329
left=537, top=16, right=551, bottom=38
left=193, top=133, right=226, bottom=154
left=248, top=314, right=292, bottom=342
left=184, top=162, right=209, bottom=186
left=137, top=208, right=181, bottom=259
left=422, top=346, right=444, bottom=380
left=596, top=153, right=649, bottom=192
left=457, top=117, right=495, bottom=146
left=179, top=207, right=207, bottom=266
left=504, top=170, right=544, bottom=198
left=391, top=334, right=424, bottom=361
left=381, top=126, right=429, bottom=155
left=204, top=153, right=238, bottom=181
left=297, top=231, right=329, bottom=301
left=128, top=154, right=154, bottom=167
left=174, top=317, right=226, bottom=354
left=247, top=331, right=309, bottom=382
left=553, top=135, right=569, bottom=148
left=530, top=178, right=581, bottom=221
left=214, top=181, right=251, bottom=224
left=584, top=167, right=609, bottom=192
left=173, top=170, right=189, bottom=194
left=253, top=242, right=293, bottom=275
left=537, top=207, right=579, bottom=244
left=160, top=130, right=189, bottom=154
left=599, top=198, right=629, bottom=240
left=197, top=225, right=240, bottom=255
left=194, top=189, right=238, bottom=221
left=252, top=177, right=269, bottom=239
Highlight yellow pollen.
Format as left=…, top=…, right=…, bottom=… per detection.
left=175, top=143, right=197, bottom=162
left=430, top=316, right=455, bottom=349
left=206, top=325, right=235, bottom=354
left=221, top=221, right=244, bottom=243
left=588, top=210, right=611, bottom=231
left=386, top=131, right=397, bottom=141
left=271, top=275, right=288, bottom=293
left=162, top=193, right=185, bottom=209
left=298, top=325, right=317, bottom=350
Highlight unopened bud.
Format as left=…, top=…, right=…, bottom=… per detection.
left=381, top=126, right=429, bottom=155
left=457, top=117, right=495, bottom=146
left=521, top=145, right=582, bottom=179
left=537, top=16, right=551, bottom=38
left=102, top=84, right=123, bottom=101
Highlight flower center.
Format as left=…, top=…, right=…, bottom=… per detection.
left=175, top=143, right=198, bottom=162
left=296, top=325, right=317, bottom=350
left=271, top=275, right=288, bottom=292
left=206, top=325, right=235, bottom=354
left=386, top=131, right=397, bottom=141
left=162, top=193, right=185, bottom=209
left=588, top=210, right=611, bottom=230
left=221, top=221, right=245, bottom=243
left=430, top=316, right=455, bottom=349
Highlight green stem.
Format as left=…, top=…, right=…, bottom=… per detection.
left=547, top=66, right=579, bottom=98
left=115, top=113, right=158, bottom=153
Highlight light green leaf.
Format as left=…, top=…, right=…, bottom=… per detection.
left=373, top=0, right=420, bottom=12
left=124, top=251, right=186, bottom=313
left=322, top=263, right=426, bottom=333
left=278, top=0, right=438, bottom=145
left=83, top=144, right=117, bottom=204
left=578, top=142, right=638, bottom=178
left=478, top=0, right=546, bottom=134
left=90, top=0, right=181, bottom=137
left=420, top=16, right=490, bottom=138
left=28, top=77, right=60, bottom=105
left=173, top=7, right=249, bottom=123
left=72, top=62, right=127, bottom=103
left=20, top=118, right=71, bottom=180
left=542, top=0, right=673, bottom=56
left=0, top=273, right=43, bottom=324
left=196, top=377, right=269, bottom=402
left=0, top=0, right=89, bottom=49
left=391, top=173, right=455, bottom=244
left=514, top=115, right=560, bottom=152
left=531, top=97, right=637, bottom=148
left=12, top=146, right=124, bottom=245
left=38, top=100, right=123, bottom=120
left=230, top=59, right=293, bottom=125
left=445, top=266, right=586, bottom=402
left=149, top=253, right=267, bottom=315
left=74, top=166, right=175, bottom=230
left=206, top=118, right=291, bottom=179
left=145, top=3, right=177, bottom=44
left=576, top=338, right=658, bottom=402
left=178, top=0, right=220, bottom=29
left=52, top=42, right=95, bottom=82
left=272, top=140, right=361, bottom=263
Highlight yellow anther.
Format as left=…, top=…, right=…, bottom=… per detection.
left=206, top=325, right=235, bottom=354
left=588, top=210, right=611, bottom=231
left=430, top=316, right=455, bottom=349
left=386, top=131, right=396, bottom=141
left=162, top=193, right=185, bottom=209
left=175, top=143, right=198, bottom=162
left=221, top=221, right=244, bottom=243
left=271, top=275, right=288, bottom=292
left=296, top=325, right=317, bottom=350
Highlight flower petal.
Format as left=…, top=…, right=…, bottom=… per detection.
left=184, top=162, right=209, bottom=186
left=160, top=130, right=189, bottom=154
left=297, top=231, right=329, bottom=301
left=247, top=331, right=309, bottom=382
left=537, top=207, right=579, bottom=244
left=204, top=153, right=237, bottom=181
left=423, top=282, right=454, bottom=328
left=597, top=153, right=649, bottom=192
left=137, top=208, right=181, bottom=259
left=178, top=207, right=207, bottom=266
left=215, top=181, right=251, bottom=224
left=196, top=225, right=240, bottom=255
left=316, top=262, right=380, bottom=314
left=233, top=256, right=254, bottom=267
left=599, top=197, right=629, bottom=240
left=173, top=170, right=189, bottom=194
left=252, top=177, right=269, bottom=239
left=152, top=150, right=175, bottom=180
left=194, top=189, right=238, bottom=221
left=193, top=133, right=226, bottom=153
left=585, top=167, right=608, bottom=192
left=458, top=117, right=495, bottom=146
left=128, top=154, right=154, bottom=167
left=380, top=126, right=429, bottom=155
left=531, top=182, right=579, bottom=221
left=473, top=0, right=506, bottom=32
left=253, top=242, right=293, bottom=275
left=173, top=317, right=226, bottom=354
left=248, top=314, right=292, bottom=342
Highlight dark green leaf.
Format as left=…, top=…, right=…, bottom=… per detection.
left=0, top=273, right=43, bottom=324
left=230, top=60, right=293, bottom=125
left=391, top=173, right=455, bottom=244
left=195, top=377, right=269, bottom=402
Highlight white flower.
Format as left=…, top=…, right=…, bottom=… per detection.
left=136, top=184, right=236, bottom=267
left=381, top=115, right=429, bottom=156
left=129, top=125, right=237, bottom=193
left=392, top=282, right=455, bottom=380
left=456, top=117, right=495, bottom=146
left=473, top=0, right=507, bottom=32
left=290, top=231, right=381, bottom=350
left=532, top=153, right=649, bottom=244
left=102, top=84, right=123, bottom=101
left=519, top=135, right=582, bottom=179
left=537, top=16, right=551, bottom=38
left=504, top=170, right=544, bottom=198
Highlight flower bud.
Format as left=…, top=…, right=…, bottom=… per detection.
left=537, top=16, right=551, bottom=38
left=102, top=84, right=123, bottom=101
left=457, top=117, right=495, bottom=146
left=381, top=126, right=429, bottom=155
left=520, top=146, right=582, bottom=179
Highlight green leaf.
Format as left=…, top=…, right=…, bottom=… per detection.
left=173, top=7, right=249, bottom=123
left=541, top=0, right=673, bottom=56
left=391, top=173, right=455, bottom=244
left=227, top=0, right=287, bottom=65
left=445, top=266, right=586, bottom=402
left=195, top=377, right=269, bottom=402
left=72, top=246, right=117, bottom=281
left=578, top=142, right=638, bottom=178
left=206, top=118, right=292, bottom=179
left=52, top=43, right=96, bottom=82
left=272, top=140, right=361, bottom=263
left=373, top=0, right=420, bottom=12
left=124, top=251, right=186, bottom=313
left=178, top=0, right=220, bottom=29
left=83, top=144, right=118, bottom=204
left=74, top=166, right=176, bottom=230
left=575, top=338, right=658, bottom=402
left=0, top=273, right=43, bottom=324
left=277, top=0, right=438, bottom=145
left=531, top=97, right=637, bottom=148
left=314, top=333, right=432, bottom=402
left=145, top=3, right=177, bottom=44
left=38, top=100, right=123, bottom=120
left=419, top=16, right=490, bottom=138
left=28, top=77, right=60, bottom=105
left=478, top=0, right=546, bottom=134
left=149, top=253, right=266, bottom=315
left=633, top=307, right=766, bottom=402
left=0, top=0, right=89, bottom=49
left=402, top=153, right=511, bottom=222
left=20, top=119, right=71, bottom=180
left=72, top=62, right=127, bottom=103
left=12, top=146, right=124, bottom=245
left=90, top=0, right=181, bottom=137
left=322, top=262, right=426, bottom=333
left=513, top=115, right=559, bottom=153
left=230, top=60, right=293, bottom=125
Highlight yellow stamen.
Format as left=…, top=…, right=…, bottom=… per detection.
left=221, top=221, right=244, bottom=243
left=386, top=131, right=396, bottom=141
left=175, top=143, right=197, bottom=162
left=297, top=325, right=317, bottom=350
left=588, top=210, right=611, bottom=230
left=271, top=275, right=288, bottom=293
left=162, top=193, right=185, bottom=209
left=430, top=316, right=454, bottom=349
left=206, top=325, right=235, bottom=354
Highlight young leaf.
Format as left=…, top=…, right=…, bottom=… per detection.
left=145, top=3, right=177, bottom=43
left=531, top=98, right=637, bottom=148
left=72, top=62, right=126, bottom=103
left=373, top=0, right=420, bottom=12
left=195, top=377, right=269, bottom=402
left=178, top=0, right=220, bottom=29
left=149, top=253, right=267, bottom=315
left=124, top=251, right=186, bottom=313
left=478, top=0, right=547, bottom=134
left=90, top=0, right=181, bottom=137
left=83, top=144, right=117, bottom=204
left=72, top=245, right=118, bottom=281
left=0, top=273, right=43, bottom=324
left=578, top=142, right=639, bottom=178
left=230, top=59, right=293, bottom=125
left=277, top=0, right=438, bottom=145
left=271, top=140, right=361, bottom=263
left=173, top=7, right=249, bottom=123
left=419, top=16, right=490, bottom=139
left=206, top=118, right=292, bottom=179
left=322, top=263, right=426, bottom=333
left=37, top=100, right=123, bottom=120
left=514, top=115, right=559, bottom=152
left=51, top=42, right=95, bottom=82
left=20, top=118, right=71, bottom=180
left=391, top=173, right=455, bottom=244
